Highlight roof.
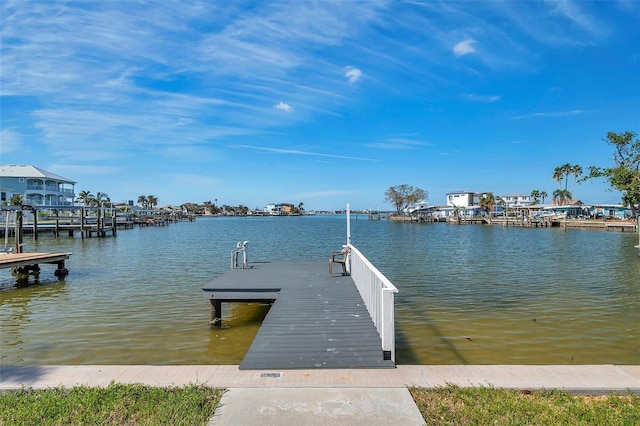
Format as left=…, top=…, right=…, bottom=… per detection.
left=0, top=165, right=76, bottom=184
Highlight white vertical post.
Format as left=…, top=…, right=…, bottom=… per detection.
left=346, top=202, right=351, bottom=245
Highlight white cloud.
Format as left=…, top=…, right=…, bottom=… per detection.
left=275, top=102, right=293, bottom=112
left=453, top=38, right=477, bottom=57
left=344, top=66, right=362, bottom=83
left=229, top=144, right=380, bottom=162
left=512, top=110, right=586, bottom=119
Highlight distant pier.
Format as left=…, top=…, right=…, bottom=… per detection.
left=1, top=205, right=192, bottom=241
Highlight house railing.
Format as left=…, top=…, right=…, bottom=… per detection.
left=346, top=243, right=399, bottom=362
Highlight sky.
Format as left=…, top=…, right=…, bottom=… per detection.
left=1, top=1, right=639, bottom=211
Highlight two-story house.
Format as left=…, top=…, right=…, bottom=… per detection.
left=0, top=164, right=76, bottom=206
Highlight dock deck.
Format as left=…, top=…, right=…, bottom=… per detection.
left=202, top=261, right=394, bottom=370
left=0, top=252, right=71, bottom=279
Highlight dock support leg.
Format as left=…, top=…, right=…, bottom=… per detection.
left=209, top=299, right=222, bottom=326
left=54, top=261, right=69, bottom=279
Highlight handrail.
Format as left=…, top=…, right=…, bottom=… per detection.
left=346, top=243, right=398, bottom=362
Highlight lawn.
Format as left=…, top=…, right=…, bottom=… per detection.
left=0, top=383, right=224, bottom=426
left=2, top=383, right=639, bottom=425
left=410, top=385, right=640, bottom=425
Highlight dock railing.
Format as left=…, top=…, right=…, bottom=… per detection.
left=346, top=243, right=399, bottom=362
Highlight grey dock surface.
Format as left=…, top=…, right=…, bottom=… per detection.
left=202, top=261, right=394, bottom=370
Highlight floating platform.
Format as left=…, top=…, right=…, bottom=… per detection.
left=202, top=261, right=395, bottom=370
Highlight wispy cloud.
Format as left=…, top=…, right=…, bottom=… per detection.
left=512, top=110, right=586, bottom=119
left=453, top=38, right=477, bottom=57
left=229, top=144, right=380, bottom=162
left=544, top=0, right=608, bottom=40
left=367, top=136, right=430, bottom=150
left=463, top=93, right=501, bottom=103
left=344, top=66, right=362, bottom=83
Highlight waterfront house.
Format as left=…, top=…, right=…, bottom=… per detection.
left=584, top=204, right=632, bottom=220
left=264, top=203, right=295, bottom=215
left=0, top=164, right=76, bottom=207
left=499, top=193, right=533, bottom=208
left=541, top=200, right=584, bottom=217
left=446, top=190, right=493, bottom=208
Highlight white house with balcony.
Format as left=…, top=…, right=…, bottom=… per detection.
left=0, top=164, right=76, bottom=206
left=446, top=190, right=492, bottom=208
left=499, top=193, right=533, bottom=208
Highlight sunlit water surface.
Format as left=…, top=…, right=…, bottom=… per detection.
left=1, top=216, right=638, bottom=365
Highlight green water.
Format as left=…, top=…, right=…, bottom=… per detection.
left=1, top=216, right=638, bottom=365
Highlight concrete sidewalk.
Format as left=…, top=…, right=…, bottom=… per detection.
left=2, top=365, right=639, bottom=425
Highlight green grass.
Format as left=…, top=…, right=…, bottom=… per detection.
left=410, top=385, right=640, bottom=425
left=3, top=383, right=639, bottom=425
left=0, top=383, right=224, bottom=426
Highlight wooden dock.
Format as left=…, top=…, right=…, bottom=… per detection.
left=0, top=252, right=71, bottom=278
left=202, top=261, right=395, bottom=370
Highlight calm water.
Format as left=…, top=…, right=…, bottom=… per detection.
left=1, top=216, right=639, bottom=365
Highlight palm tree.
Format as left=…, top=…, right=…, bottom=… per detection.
left=540, top=191, right=548, bottom=204
left=138, top=195, right=148, bottom=209
left=94, top=192, right=110, bottom=207
left=147, top=195, right=158, bottom=209
left=553, top=189, right=572, bottom=206
left=479, top=193, right=496, bottom=223
left=571, top=164, right=583, bottom=195
left=451, top=204, right=461, bottom=222
left=76, top=190, right=93, bottom=206
left=552, top=166, right=564, bottom=188
left=530, top=189, right=541, bottom=204
left=298, top=202, right=304, bottom=213
left=9, top=194, right=23, bottom=206
left=561, top=163, right=572, bottom=190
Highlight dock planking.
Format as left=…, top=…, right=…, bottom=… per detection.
left=0, top=252, right=71, bottom=279
left=202, top=261, right=395, bottom=370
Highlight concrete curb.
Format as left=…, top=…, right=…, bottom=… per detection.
left=2, top=365, right=639, bottom=394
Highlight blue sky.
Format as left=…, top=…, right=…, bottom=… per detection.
left=1, top=1, right=639, bottom=210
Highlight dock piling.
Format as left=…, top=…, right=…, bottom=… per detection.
left=209, top=299, right=222, bottom=326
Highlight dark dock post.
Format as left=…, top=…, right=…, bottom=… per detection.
left=54, top=260, right=69, bottom=279
left=80, top=207, right=85, bottom=239
left=33, top=208, right=38, bottom=241
left=209, top=299, right=222, bottom=326
left=15, top=210, right=23, bottom=253
left=97, top=208, right=103, bottom=237
left=54, top=209, right=60, bottom=237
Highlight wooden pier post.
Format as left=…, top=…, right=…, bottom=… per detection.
left=33, top=208, right=38, bottom=240
left=54, top=209, right=60, bottom=237
left=97, top=208, right=103, bottom=237
left=15, top=210, right=24, bottom=253
left=80, top=207, right=85, bottom=239
left=209, top=299, right=222, bottom=326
